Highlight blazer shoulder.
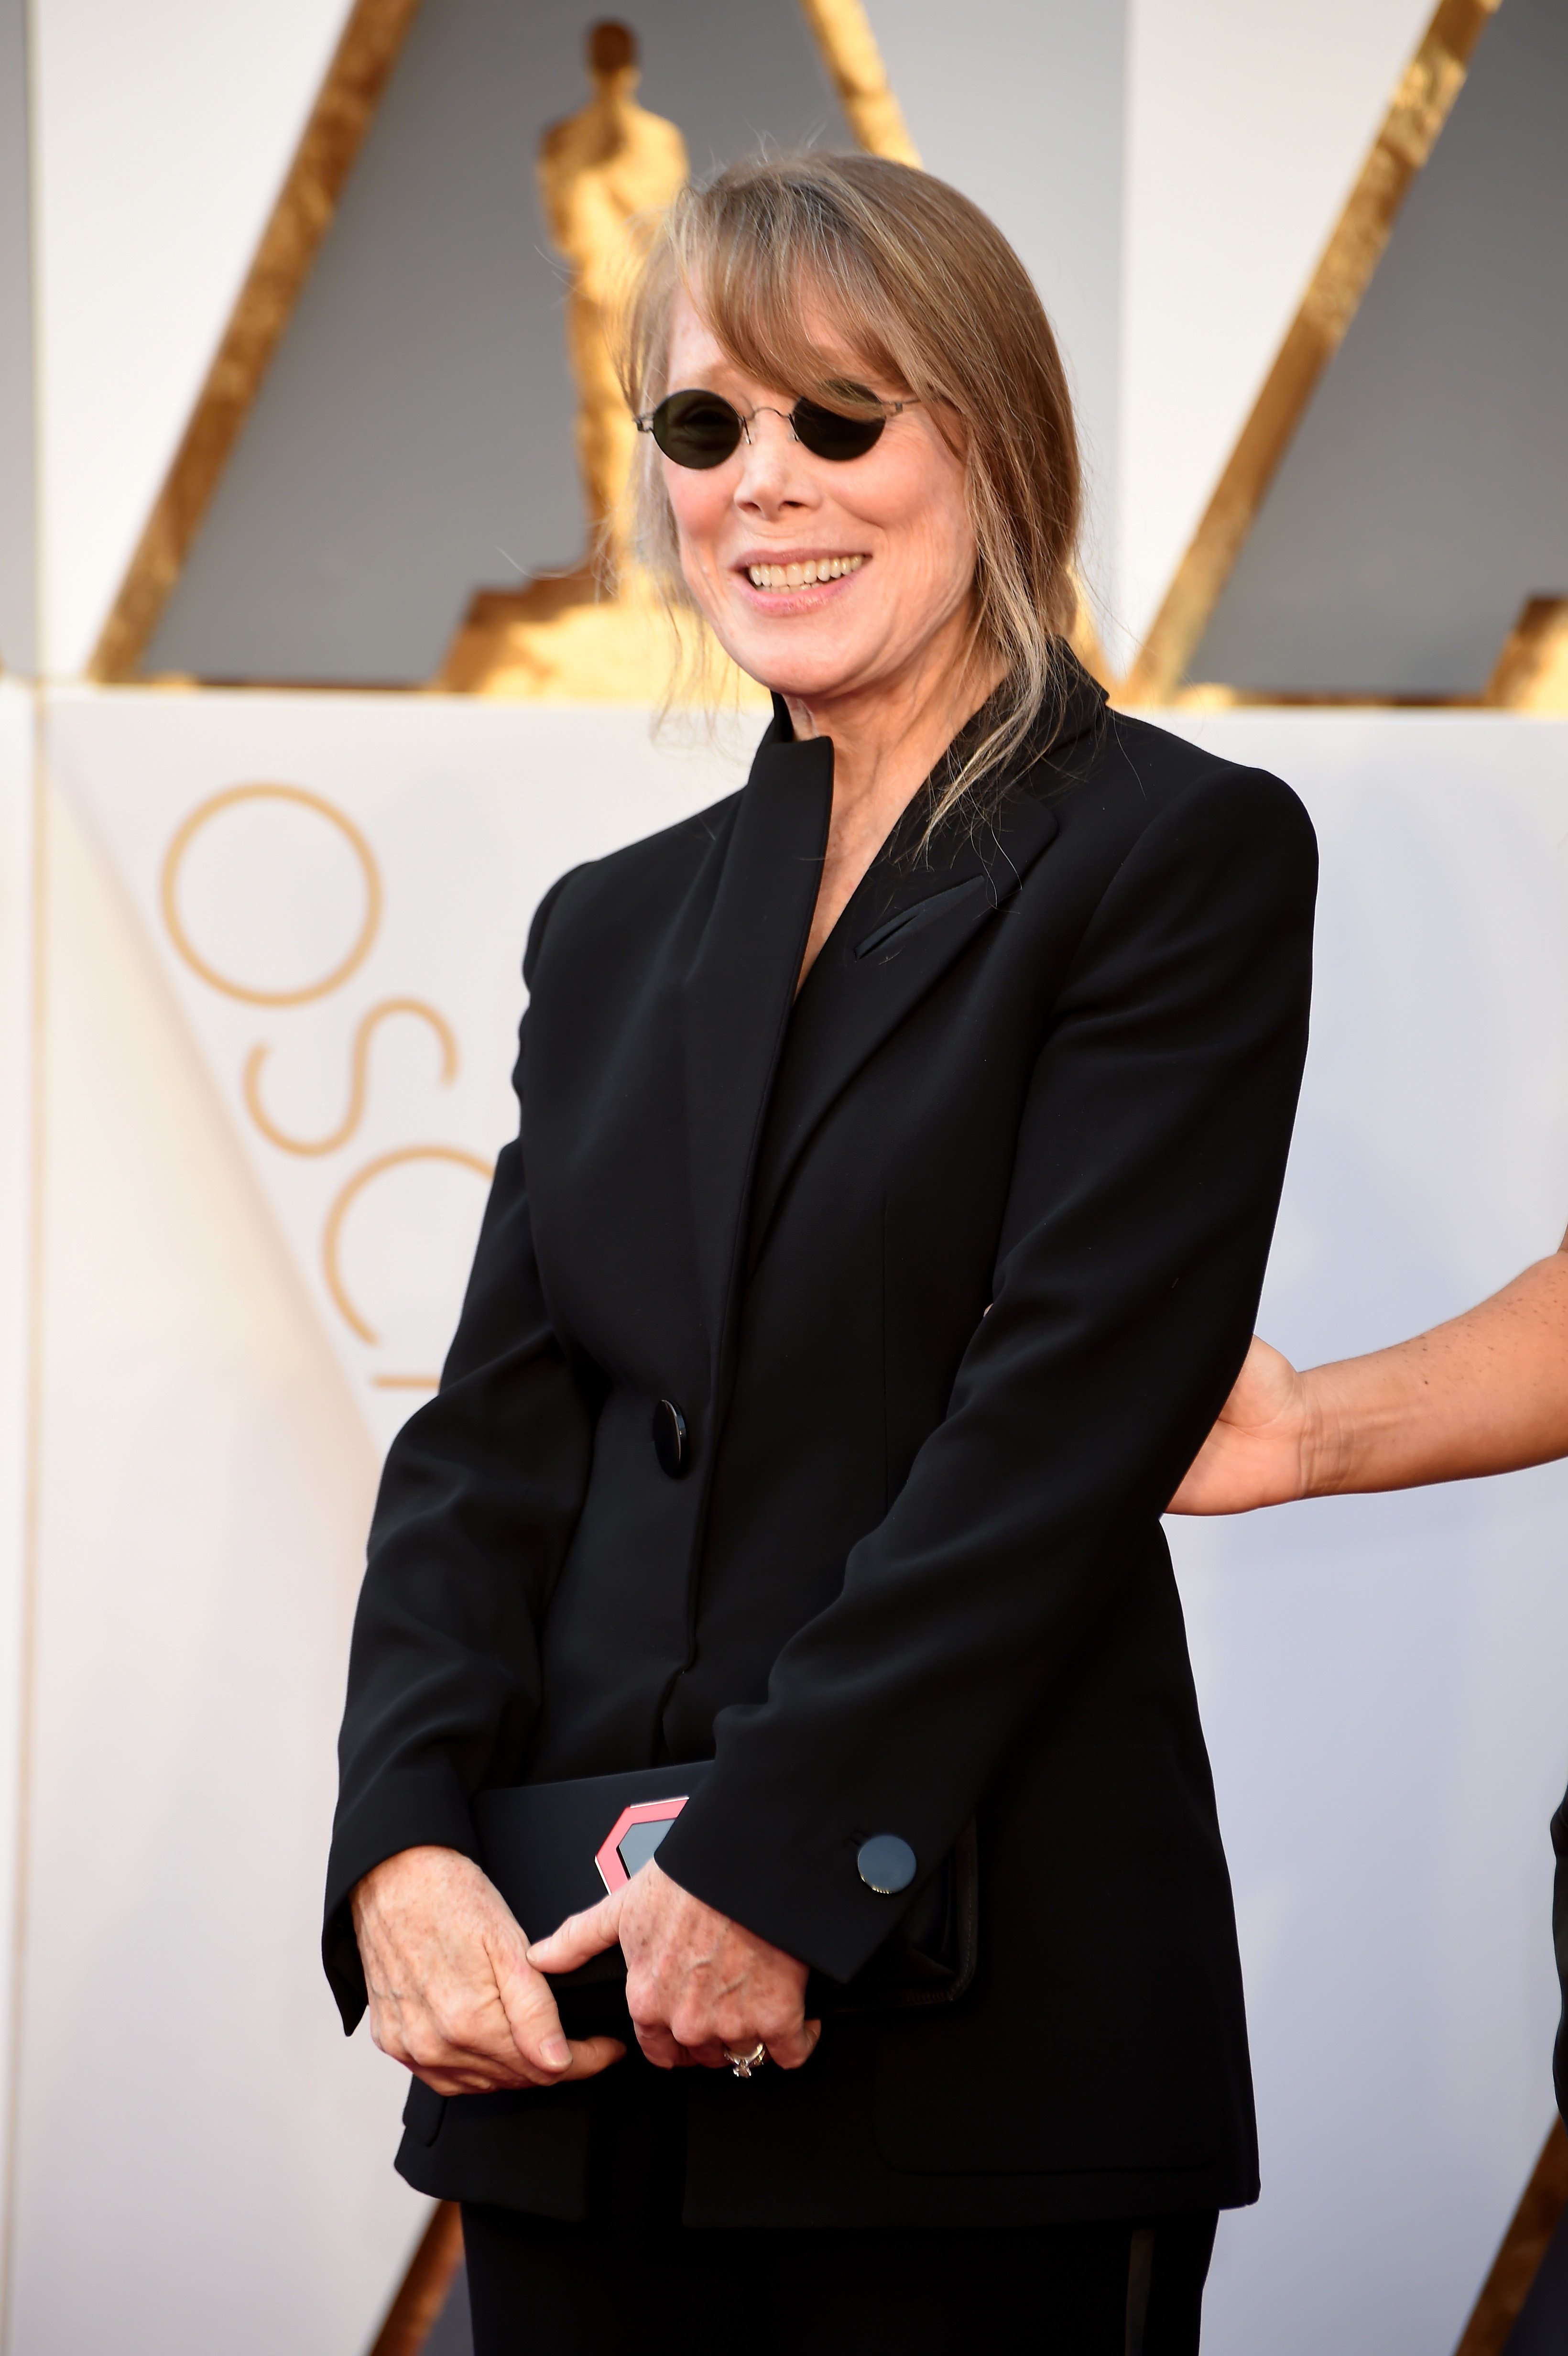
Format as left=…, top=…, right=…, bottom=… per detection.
left=1051, top=707, right=1316, bottom=864
left=523, top=788, right=743, bottom=982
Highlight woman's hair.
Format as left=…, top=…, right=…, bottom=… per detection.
left=616, top=151, right=1084, bottom=832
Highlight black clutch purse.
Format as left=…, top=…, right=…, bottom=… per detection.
left=475, top=1763, right=977, bottom=2028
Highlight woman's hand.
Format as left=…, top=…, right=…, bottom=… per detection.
left=1166, top=1335, right=1315, bottom=1514
left=351, top=1845, right=625, bottom=2095
left=526, top=1859, right=821, bottom=2072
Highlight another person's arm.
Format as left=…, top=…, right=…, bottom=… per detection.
left=1168, top=1235, right=1568, bottom=1514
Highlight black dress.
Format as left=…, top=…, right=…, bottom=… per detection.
left=325, top=662, right=1316, bottom=2297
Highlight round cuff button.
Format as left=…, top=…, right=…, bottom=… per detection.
left=856, top=1834, right=916, bottom=1895
left=652, top=1399, right=689, bottom=1478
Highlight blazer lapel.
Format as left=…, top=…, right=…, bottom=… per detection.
left=746, top=797, right=1057, bottom=1261
left=680, top=708, right=833, bottom=1382
left=747, top=668, right=1106, bottom=1260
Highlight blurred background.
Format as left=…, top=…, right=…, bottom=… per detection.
left=0, top=1, right=1565, bottom=2349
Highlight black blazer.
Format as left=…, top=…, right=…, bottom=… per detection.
left=325, top=665, right=1317, bottom=2226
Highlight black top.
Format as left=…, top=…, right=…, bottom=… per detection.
left=325, top=661, right=1318, bottom=2225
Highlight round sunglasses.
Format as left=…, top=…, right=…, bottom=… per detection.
left=635, top=387, right=915, bottom=470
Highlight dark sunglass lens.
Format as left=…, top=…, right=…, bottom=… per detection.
left=792, top=397, right=887, bottom=462
left=652, top=391, right=744, bottom=468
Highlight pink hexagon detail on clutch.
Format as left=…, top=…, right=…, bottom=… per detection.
left=594, top=1796, right=691, bottom=1893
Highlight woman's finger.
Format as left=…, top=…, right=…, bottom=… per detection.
left=525, top=1892, right=623, bottom=1975
left=763, top=2018, right=822, bottom=2072
left=408, top=2038, right=626, bottom=2097
left=493, top=1945, right=579, bottom=2073
left=632, top=2018, right=700, bottom=2070
left=554, top=2034, right=628, bottom=2081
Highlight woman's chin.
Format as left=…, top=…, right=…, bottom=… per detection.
left=717, top=628, right=877, bottom=709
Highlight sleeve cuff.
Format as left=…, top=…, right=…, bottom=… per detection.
left=653, top=1754, right=928, bottom=1985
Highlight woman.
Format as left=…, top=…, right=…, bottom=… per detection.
left=326, top=154, right=1317, bottom=2353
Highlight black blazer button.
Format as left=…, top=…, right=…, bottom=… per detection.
left=652, top=1399, right=689, bottom=1478
left=857, top=1835, right=916, bottom=1894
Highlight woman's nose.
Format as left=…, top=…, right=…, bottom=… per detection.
left=734, top=411, right=817, bottom=515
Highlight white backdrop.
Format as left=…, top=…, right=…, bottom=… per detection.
left=11, top=688, right=1564, bottom=2352
left=0, top=684, right=33, bottom=2282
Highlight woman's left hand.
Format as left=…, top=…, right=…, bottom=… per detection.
left=525, top=1860, right=821, bottom=2072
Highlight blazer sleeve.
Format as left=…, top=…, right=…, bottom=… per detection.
left=322, top=876, right=596, bottom=2030
left=654, top=767, right=1317, bottom=1981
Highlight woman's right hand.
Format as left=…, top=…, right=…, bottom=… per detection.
left=1166, top=1335, right=1314, bottom=1514
left=351, top=1845, right=626, bottom=2095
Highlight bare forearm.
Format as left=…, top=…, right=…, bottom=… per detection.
left=1303, top=1249, right=1568, bottom=1495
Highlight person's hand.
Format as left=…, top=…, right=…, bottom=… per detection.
left=526, top=1858, right=820, bottom=2072
left=1167, top=1335, right=1314, bottom=1513
left=351, top=1845, right=625, bottom=2096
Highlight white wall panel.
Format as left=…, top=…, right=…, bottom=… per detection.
left=0, top=683, right=35, bottom=2303
left=0, top=0, right=36, bottom=675
left=28, top=0, right=352, bottom=676
left=10, top=754, right=421, bottom=2354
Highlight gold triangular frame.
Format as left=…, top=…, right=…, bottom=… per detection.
left=87, top=0, right=425, bottom=685
left=1121, top=0, right=1509, bottom=705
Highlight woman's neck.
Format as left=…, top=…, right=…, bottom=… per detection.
left=784, top=612, right=1006, bottom=992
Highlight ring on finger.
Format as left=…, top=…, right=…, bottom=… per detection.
left=723, top=2040, right=767, bottom=2079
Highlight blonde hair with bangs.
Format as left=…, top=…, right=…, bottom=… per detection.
left=617, top=152, right=1084, bottom=832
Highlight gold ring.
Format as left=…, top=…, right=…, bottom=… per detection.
left=724, top=2041, right=767, bottom=2079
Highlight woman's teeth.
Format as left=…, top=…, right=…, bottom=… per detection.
left=746, top=555, right=865, bottom=590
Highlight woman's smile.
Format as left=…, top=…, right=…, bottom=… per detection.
left=739, top=550, right=867, bottom=600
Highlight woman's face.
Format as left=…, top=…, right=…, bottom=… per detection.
left=659, top=292, right=977, bottom=706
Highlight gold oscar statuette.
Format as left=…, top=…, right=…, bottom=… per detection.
left=439, top=21, right=758, bottom=704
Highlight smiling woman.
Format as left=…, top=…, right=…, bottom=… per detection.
left=327, top=153, right=1318, bottom=2356
left=624, top=155, right=1080, bottom=818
